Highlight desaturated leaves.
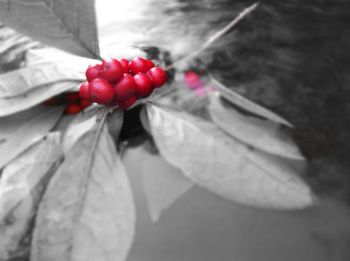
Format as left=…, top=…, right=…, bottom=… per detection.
left=146, top=103, right=315, bottom=209
left=139, top=145, right=193, bottom=222
left=209, top=92, right=304, bottom=160
left=0, top=48, right=98, bottom=116
left=211, top=77, right=293, bottom=127
left=0, top=105, right=64, bottom=169
left=0, top=133, right=62, bottom=260
left=0, top=0, right=99, bottom=58
left=31, top=125, right=135, bottom=261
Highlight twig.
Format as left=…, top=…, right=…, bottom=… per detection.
left=166, top=2, right=259, bottom=70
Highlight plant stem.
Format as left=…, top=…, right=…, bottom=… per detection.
left=165, top=2, right=259, bottom=70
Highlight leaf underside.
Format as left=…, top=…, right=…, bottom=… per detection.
left=0, top=133, right=62, bottom=260
left=208, top=92, right=304, bottom=160
left=0, top=0, right=99, bottom=58
left=146, top=103, right=315, bottom=209
left=31, top=126, right=135, bottom=261
left=0, top=105, right=64, bottom=168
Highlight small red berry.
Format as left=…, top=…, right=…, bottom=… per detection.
left=79, top=82, right=91, bottom=101
left=118, top=96, right=137, bottom=110
left=119, top=58, right=129, bottom=74
left=65, top=91, right=81, bottom=102
left=133, top=73, right=154, bottom=97
left=100, top=59, right=123, bottom=83
left=43, top=97, right=60, bottom=106
left=129, top=57, right=149, bottom=74
left=89, top=78, right=114, bottom=104
left=65, top=104, right=82, bottom=115
left=112, top=73, right=136, bottom=102
left=80, top=99, right=93, bottom=109
left=85, top=64, right=101, bottom=82
left=148, top=67, right=167, bottom=88
left=146, top=59, right=155, bottom=70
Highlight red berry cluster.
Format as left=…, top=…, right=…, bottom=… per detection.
left=64, top=91, right=92, bottom=114
left=79, top=57, right=167, bottom=110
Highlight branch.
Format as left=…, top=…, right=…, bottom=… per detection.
left=166, top=2, right=259, bottom=70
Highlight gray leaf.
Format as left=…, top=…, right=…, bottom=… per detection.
left=31, top=126, right=135, bottom=261
left=63, top=108, right=97, bottom=153
left=0, top=0, right=99, bottom=58
left=0, top=105, right=64, bottom=168
left=209, top=92, right=304, bottom=160
left=0, top=82, right=74, bottom=116
left=211, top=77, right=293, bottom=127
left=0, top=63, right=83, bottom=98
left=146, top=103, right=315, bottom=209
left=140, top=146, right=193, bottom=222
left=0, top=133, right=62, bottom=260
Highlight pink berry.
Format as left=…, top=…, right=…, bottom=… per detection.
left=118, top=96, right=137, bottom=110
left=85, top=64, right=101, bottom=82
left=79, top=82, right=91, bottom=101
left=89, top=78, right=114, bottom=104
left=100, top=58, right=123, bottom=83
left=133, top=73, right=154, bottom=97
left=129, top=57, right=150, bottom=74
left=112, top=73, right=136, bottom=102
left=119, top=58, right=129, bottom=74
left=148, top=67, right=167, bottom=88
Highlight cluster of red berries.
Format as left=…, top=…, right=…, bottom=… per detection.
left=79, top=57, right=168, bottom=109
left=64, top=92, right=92, bottom=114
left=43, top=92, right=92, bottom=115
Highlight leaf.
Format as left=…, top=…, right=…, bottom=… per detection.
left=0, top=105, right=64, bottom=168
left=140, top=146, right=193, bottom=222
left=139, top=106, right=151, bottom=134
left=0, top=47, right=99, bottom=116
left=0, top=0, right=99, bottom=58
left=0, top=105, right=45, bottom=140
left=0, top=25, right=39, bottom=73
left=0, top=133, right=62, bottom=260
left=0, top=81, right=74, bottom=116
left=63, top=108, right=98, bottom=153
left=209, top=92, right=304, bottom=160
left=211, top=77, right=293, bottom=127
left=31, top=126, right=136, bottom=261
left=106, top=109, right=124, bottom=140
left=146, top=103, right=315, bottom=209
left=0, top=63, right=83, bottom=98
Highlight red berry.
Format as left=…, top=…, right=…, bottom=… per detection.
left=43, top=97, right=60, bottom=106
left=112, top=73, right=136, bottom=102
left=65, top=104, right=82, bottom=115
left=85, top=64, right=101, bottom=82
left=119, top=58, right=129, bottom=74
left=81, top=99, right=93, bottom=109
left=148, top=67, right=167, bottom=88
left=79, top=82, right=91, bottom=101
left=118, top=96, right=137, bottom=110
left=65, top=91, right=81, bottom=102
left=89, top=78, right=114, bottom=104
left=133, top=73, right=154, bottom=97
left=100, top=59, right=123, bottom=83
left=146, top=59, right=155, bottom=70
left=129, top=57, right=150, bottom=74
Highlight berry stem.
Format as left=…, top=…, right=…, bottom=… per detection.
left=165, top=2, right=259, bottom=70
